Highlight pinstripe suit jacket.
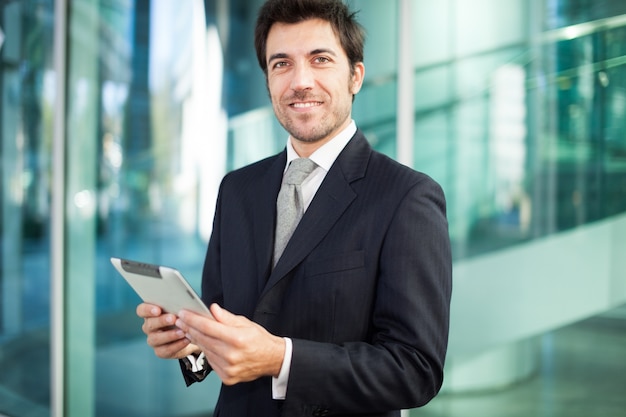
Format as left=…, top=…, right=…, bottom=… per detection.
left=198, top=130, right=452, bottom=417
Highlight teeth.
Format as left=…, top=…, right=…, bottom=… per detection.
left=292, top=102, right=320, bottom=108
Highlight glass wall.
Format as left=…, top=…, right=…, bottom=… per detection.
left=0, top=0, right=54, bottom=415
left=399, top=0, right=626, bottom=259
left=0, top=0, right=625, bottom=416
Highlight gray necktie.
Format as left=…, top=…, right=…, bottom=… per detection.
left=273, top=158, right=317, bottom=266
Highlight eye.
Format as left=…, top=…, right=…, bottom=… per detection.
left=313, top=56, right=331, bottom=64
left=269, top=60, right=292, bottom=72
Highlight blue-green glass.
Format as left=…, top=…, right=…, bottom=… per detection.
left=2, top=0, right=626, bottom=416
left=91, top=1, right=220, bottom=416
left=0, top=1, right=54, bottom=416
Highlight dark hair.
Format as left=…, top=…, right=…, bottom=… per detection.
left=254, top=0, right=365, bottom=75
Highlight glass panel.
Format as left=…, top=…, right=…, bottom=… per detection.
left=408, top=0, right=626, bottom=260
left=87, top=1, right=222, bottom=415
left=545, top=0, right=626, bottom=29
left=352, top=0, right=398, bottom=157
left=412, top=0, right=452, bottom=67
left=3, top=0, right=626, bottom=416
left=65, top=0, right=99, bottom=414
left=454, top=0, right=527, bottom=56
left=0, top=1, right=54, bottom=416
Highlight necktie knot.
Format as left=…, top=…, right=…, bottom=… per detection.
left=283, top=158, right=317, bottom=185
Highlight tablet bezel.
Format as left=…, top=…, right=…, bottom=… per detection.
left=110, top=257, right=211, bottom=316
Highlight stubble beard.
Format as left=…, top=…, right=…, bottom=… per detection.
left=270, top=71, right=357, bottom=144
left=274, top=97, right=351, bottom=145
left=280, top=111, right=345, bottom=144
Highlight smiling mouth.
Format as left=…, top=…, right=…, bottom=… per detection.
left=291, top=102, right=323, bottom=108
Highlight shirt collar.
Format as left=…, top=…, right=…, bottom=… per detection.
left=285, top=120, right=357, bottom=172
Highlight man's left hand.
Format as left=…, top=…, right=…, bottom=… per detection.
left=176, top=304, right=286, bottom=385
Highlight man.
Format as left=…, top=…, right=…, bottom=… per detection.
left=137, top=0, right=452, bottom=416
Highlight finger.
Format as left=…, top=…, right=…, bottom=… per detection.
left=147, top=326, right=187, bottom=348
left=175, top=315, right=218, bottom=345
left=153, top=337, right=194, bottom=359
left=210, top=303, right=247, bottom=326
left=136, top=303, right=162, bottom=318
left=177, top=309, right=216, bottom=330
left=176, top=310, right=236, bottom=347
left=176, top=315, right=227, bottom=354
left=176, top=307, right=253, bottom=354
left=181, top=324, right=205, bottom=347
left=209, top=303, right=225, bottom=321
left=204, top=304, right=246, bottom=328
left=142, top=313, right=178, bottom=334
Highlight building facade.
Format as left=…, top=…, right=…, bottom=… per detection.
left=0, top=0, right=625, bottom=416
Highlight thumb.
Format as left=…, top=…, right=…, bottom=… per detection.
left=209, top=303, right=238, bottom=324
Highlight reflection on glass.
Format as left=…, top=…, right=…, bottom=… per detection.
left=0, top=1, right=54, bottom=416
left=94, top=1, right=225, bottom=415
left=1, top=0, right=626, bottom=416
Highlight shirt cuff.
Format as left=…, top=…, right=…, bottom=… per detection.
left=179, top=352, right=210, bottom=387
left=187, top=352, right=206, bottom=372
left=272, top=337, right=292, bottom=400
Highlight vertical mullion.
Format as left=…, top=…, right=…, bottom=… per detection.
left=396, top=0, right=414, bottom=167
left=51, top=0, right=68, bottom=416
left=64, top=1, right=99, bottom=414
left=398, top=2, right=413, bottom=415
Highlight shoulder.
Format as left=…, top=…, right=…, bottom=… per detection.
left=342, top=130, right=444, bottom=197
left=364, top=151, right=448, bottom=221
left=368, top=149, right=443, bottom=194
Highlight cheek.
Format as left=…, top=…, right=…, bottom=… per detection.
left=268, top=88, right=281, bottom=107
left=268, top=74, right=287, bottom=92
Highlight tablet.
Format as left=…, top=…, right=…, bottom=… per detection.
left=110, top=257, right=211, bottom=316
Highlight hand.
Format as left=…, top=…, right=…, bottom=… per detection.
left=176, top=303, right=286, bottom=385
left=136, top=303, right=200, bottom=359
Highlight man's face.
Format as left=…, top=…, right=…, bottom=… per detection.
left=265, top=18, right=365, bottom=152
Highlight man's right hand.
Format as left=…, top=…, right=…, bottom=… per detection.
left=136, top=303, right=201, bottom=359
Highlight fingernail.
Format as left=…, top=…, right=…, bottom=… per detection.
left=151, top=307, right=159, bottom=315
left=165, top=315, right=174, bottom=324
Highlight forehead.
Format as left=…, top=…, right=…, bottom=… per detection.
left=266, top=18, right=344, bottom=58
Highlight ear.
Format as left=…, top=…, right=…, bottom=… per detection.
left=350, top=62, right=365, bottom=95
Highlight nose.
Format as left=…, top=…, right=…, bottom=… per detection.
left=290, top=64, right=314, bottom=92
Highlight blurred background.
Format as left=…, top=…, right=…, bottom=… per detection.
left=0, top=0, right=625, bottom=416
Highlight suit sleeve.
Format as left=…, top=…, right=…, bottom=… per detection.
left=178, top=179, right=227, bottom=386
left=283, top=177, right=452, bottom=415
left=200, top=178, right=226, bottom=308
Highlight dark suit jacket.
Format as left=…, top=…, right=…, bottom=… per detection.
left=197, top=130, right=452, bottom=417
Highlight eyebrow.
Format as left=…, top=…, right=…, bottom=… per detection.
left=268, top=48, right=338, bottom=64
left=268, top=52, right=289, bottom=63
left=310, top=48, right=337, bottom=57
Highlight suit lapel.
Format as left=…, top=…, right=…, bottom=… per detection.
left=252, top=152, right=286, bottom=294
left=260, top=132, right=371, bottom=298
